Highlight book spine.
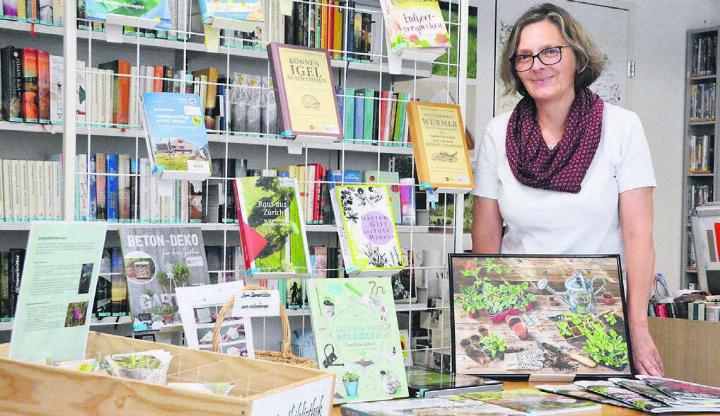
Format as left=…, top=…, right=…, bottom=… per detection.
left=3, top=0, right=18, bottom=19
left=42, top=161, right=51, bottom=220
left=354, top=90, right=364, bottom=142
left=88, top=153, right=97, bottom=220
left=0, top=253, right=8, bottom=321
left=119, top=154, right=130, bottom=222
left=0, top=161, right=4, bottom=222
left=26, top=0, right=36, bottom=22
left=363, top=88, right=374, bottom=141
left=2, top=47, right=22, bottom=122
left=95, top=152, right=106, bottom=220
left=37, top=50, right=50, bottom=124
left=8, top=249, right=25, bottom=318
left=49, top=55, right=63, bottom=124
left=26, top=160, right=35, bottom=220
left=18, top=160, right=28, bottom=221
left=106, top=153, right=119, bottom=222
left=76, top=61, right=86, bottom=124
left=140, top=158, right=150, bottom=222
left=35, top=161, right=44, bottom=220
left=2, top=161, right=11, bottom=221
left=129, top=157, right=137, bottom=221
left=342, top=88, right=354, bottom=141
left=333, top=2, right=342, bottom=59
left=21, top=48, right=38, bottom=123
left=17, top=0, right=25, bottom=21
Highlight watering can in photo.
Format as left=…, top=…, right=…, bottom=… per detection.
left=537, top=270, right=606, bottom=314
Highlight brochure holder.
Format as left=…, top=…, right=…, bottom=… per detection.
left=105, top=14, right=166, bottom=43
left=204, top=17, right=258, bottom=53
left=384, top=35, right=449, bottom=75
left=0, top=332, right=335, bottom=415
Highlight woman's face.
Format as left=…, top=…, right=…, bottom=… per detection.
left=515, top=20, right=577, bottom=104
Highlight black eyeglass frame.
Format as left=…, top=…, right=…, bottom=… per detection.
left=510, top=45, right=571, bottom=72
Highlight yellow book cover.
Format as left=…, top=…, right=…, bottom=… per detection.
left=333, top=2, right=343, bottom=58
left=408, top=102, right=473, bottom=191
left=321, top=0, right=329, bottom=50
left=18, top=0, right=26, bottom=20
left=267, top=43, right=342, bottom=138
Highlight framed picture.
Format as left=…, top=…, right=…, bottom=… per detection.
left=449, top=254, right=633, bottom=379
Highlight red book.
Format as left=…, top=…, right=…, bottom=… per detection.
left=37, top=50, right=50, bottom=124
left=379, top=90, right=389, bottom=142
left=98, top=60, right=131, bottom=125
left=21, top=48, right=38, bottom=123
left=153, top=65, right=163, bottom=92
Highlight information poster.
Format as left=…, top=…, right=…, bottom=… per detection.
left=9, top=222, right=107, bottom=363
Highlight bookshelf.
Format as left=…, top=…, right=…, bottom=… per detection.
left=0, top=1, right=470, bottom=372
left=682, top=27, right=719, bottom=289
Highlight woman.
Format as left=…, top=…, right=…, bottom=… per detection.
left=471, top=3, right=663, bottom=376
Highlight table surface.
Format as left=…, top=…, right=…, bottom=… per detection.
left=330, top=382, right=643, bottom=415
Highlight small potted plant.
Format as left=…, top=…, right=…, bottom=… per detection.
left=506, top=315, right=528, bottom=340
left=477, top=333, right=507, bottom=360
left=342, top=371, right=360, bottom=397
left=601, top=291, right=616, bottom=305
left=323, top=296, right=335, bottom=316
left=156, top=304, right=177, bottom=324
left=456, top=285, right=482, bottom=320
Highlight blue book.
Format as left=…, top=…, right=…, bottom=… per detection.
left=326, top=170, right=343, bottom=189
left=129, top=157, right=138, bottom=222
left=341, top=88, right=355, bottom=142
left=106, top=154, right=119, bottom=222
left=344, top=170, right=363, bottom=183
left=141, top=92, right=211, bottom=181
left=354, top=90, right=365, bottom=143
left=89, top=154, right=97, bottom=221
left=336, top=86, right=344, bottom=137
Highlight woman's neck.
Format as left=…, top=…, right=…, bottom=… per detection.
left=535, top=89, right=576, bottom=146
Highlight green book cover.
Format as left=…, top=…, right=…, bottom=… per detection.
left=393, top=92, right=409, bottom=146
left=307, top=277, right=409, bottom=404
left=363, top=88, right=375, bottom=142
left=342, top=88, right=355, bottom=142
left=235, top=176, right=311, bottom=276
left=330, top=184, right=404, bottom=274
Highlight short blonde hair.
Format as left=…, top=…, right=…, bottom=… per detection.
left=500, top=3, right=604, bottom=97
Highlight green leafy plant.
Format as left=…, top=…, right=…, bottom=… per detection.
left=153, top=304, right=177, bottom=316
left=476, top=334, right=507, bottom=359
left=603, top=312, right=618, bottom=326
left=579, top=322, right=629, bottom=368
left=456, top=285, right=482, bottom=315
left=172, top=263, right=190, bottom=287
left=156, top=271, right=169, bottom=293
left=556, top=321, right=572, bottom=337
left=342, top=372, right=359, bottom=383
left=473, top=279, right=535, bottom=316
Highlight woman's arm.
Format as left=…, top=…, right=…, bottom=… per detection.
left=472, top=196, right=503, bottom=254
left=619, top=186, right=663, bottom=376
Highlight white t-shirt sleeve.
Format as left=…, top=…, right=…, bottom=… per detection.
left=616, top=112, right=657, bottom=193
left=472, top=124, right=501, bottom=199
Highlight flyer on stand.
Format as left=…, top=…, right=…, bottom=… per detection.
left=176, top=281, right=255, bottom=358
left=9, top=222, right=107, bottom=363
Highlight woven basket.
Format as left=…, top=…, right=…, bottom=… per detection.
left=211, top=285, right=317, bottom=368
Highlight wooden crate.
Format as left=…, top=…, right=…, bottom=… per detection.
left=0, top=332, right=335, bottom=415
left=649, top=317, right=720, bottom=387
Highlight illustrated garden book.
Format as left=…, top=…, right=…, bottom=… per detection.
left=307, top=277, right=409, bottom=404
left=449, top=254, right=633, bottom=379
left=118, top=225, right=211, bottom=325
left=234, top=176, right=312, bottom=277
left=407, top=101, right=474, bottom=192
left=85, top=0, right=172, bottom=29
left=267, top=43, right=343, bottom=139
left=461, top=389, right=600, bottom=415
left=378, top=0, right=451, bottom=62
left=330, top=184, right=404, bottom=276
left=140, top=92, right=212, bottom=181
left=198, top=0, right=263, bottom=32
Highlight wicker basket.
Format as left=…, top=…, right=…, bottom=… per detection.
left=211, top=285, right=317, bottom=368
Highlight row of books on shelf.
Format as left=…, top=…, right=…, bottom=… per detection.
left=688, top=134, right=714, bottom=173
left=0, top=49, right=414, bottom=145
left=0, top=243, right=346, bottom=320
left=689, top=82, right=716, bottom=122
left=690, top=33, right=717, bottom=77
left=649, top=292, right=720, bottom=321
left=284, top=0, right=373, bottom=62
left=0, top=0, right=62, bottom=25
left=0, top=159, right=63, bottom=222
left=688, top=183, right=712, bottom=212
left=68, top=153, right=419, bottom=226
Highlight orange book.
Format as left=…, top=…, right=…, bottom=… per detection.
left=99, top=59, right=131, bottom=125
left=321, top=0, right=329, bottom=49
left=333, top=2, right=343, bottom=59
left=153, top=65, right=163, bottom=92
left=37, top=50, right=50, bottom=124
left=21, top=48, right=38, bottom=123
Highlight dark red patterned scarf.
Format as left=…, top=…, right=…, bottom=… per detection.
left=505, top=88, right=604, bottom=193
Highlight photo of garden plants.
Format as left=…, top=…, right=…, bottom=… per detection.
left=450, top=255, right=632, bottom=377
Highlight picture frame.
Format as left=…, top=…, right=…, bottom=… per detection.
left=449, top=254, right=634, bottom=380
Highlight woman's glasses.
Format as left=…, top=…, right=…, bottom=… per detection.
left=511, top=46, right=570, bottom=72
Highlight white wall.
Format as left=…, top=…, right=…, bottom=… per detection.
left=628, top=0, right=720, bottom=294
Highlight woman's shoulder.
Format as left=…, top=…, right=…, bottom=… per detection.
left=485, top=111, right=513, bottom=136
left=603, top=101, right=642, bottom=127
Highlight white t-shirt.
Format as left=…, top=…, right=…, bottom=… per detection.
left=472, top=102, right=656, bottom=255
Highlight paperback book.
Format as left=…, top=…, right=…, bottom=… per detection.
left=307, top=277, right=408, bottom=404
left=330, top=185, right=404, bottom=276
left=461, top=389, right=601, bottom=415
left=407, top=101, right=474, bottom=192
left=379, top=0, right=451, bottom=62
left=118, top=225, right=211, bottom=325
left=198, top=0, right=263, bottom=32
left=536, top=384, right=634, bottom=410
left=234, top=176, right=312, bottom=277
left=85, top=0, right=171, bottom=29
left=267, top=43, right=343, bottom=139
left=340, top=396, right=522, bottom=416
left=407, top=367, right=502, bottom=398
left=574, top=380, right=671, bottom=413
left=140, top=92, right=212, bottom=181
left=637, top=376, right=720, bottom=406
